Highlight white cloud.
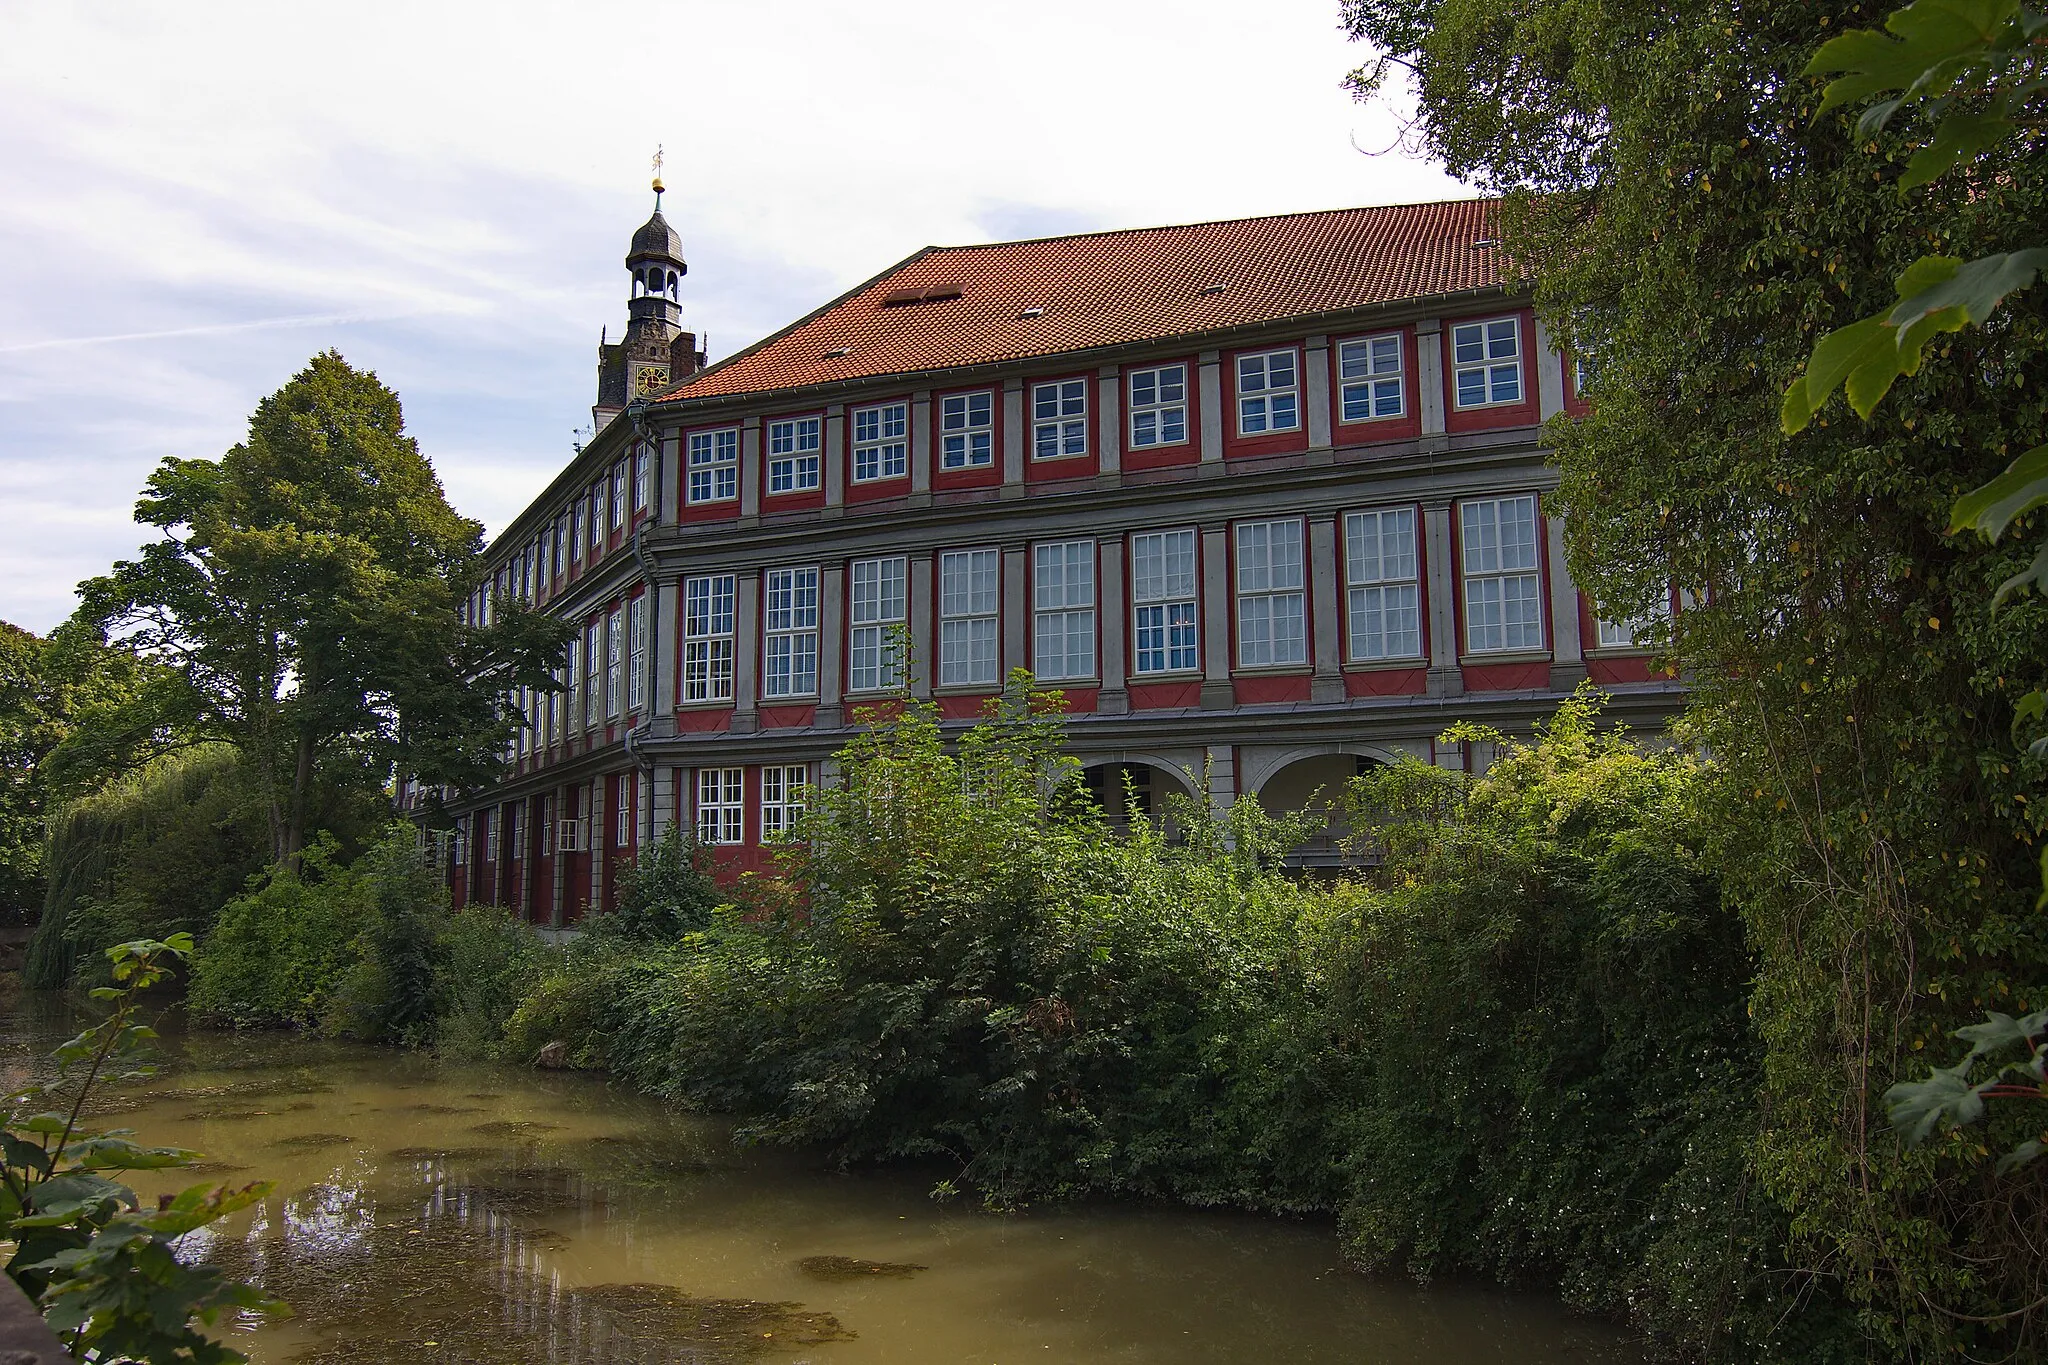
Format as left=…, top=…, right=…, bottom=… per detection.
left=0, top=0, right=1459, bottom=632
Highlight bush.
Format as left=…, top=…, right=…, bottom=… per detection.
left=185, top=837, right=365, bottom=1029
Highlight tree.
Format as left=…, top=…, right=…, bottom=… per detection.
left=1341, top=0, right=2048, bottom=1354
left=81, top=352, right=567, bottom=864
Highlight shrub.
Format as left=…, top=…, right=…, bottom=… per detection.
left=185, top=838, right=363, bottom=1029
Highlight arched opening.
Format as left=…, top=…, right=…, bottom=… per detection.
left=644, top=266, right=664, bottom=293
left=1075, top=760, right=1196, bottom=840
left=1255, top=753, right=1378, bottom=870
left=666, top=270, right=679, bottom=298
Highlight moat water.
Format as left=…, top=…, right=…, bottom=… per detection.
left=4, top=994, right=1647, bottom=1364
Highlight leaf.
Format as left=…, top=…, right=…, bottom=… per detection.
left=1995, top=1138, right=2044, bottom=1173
left=1900, top=108, right=2015, bottom=189
left=1952, top=443, right=2048, bottom=540
left=1887, top=250, right=2048, bottom=338
left=1807, top=0, right=2020, bottom=124
left=1954, top=1009, right=2048, bottom=1059
left=1886, top=1059, right=1985, bottom=1142
left=1995, top=539, right=2048, bottom=607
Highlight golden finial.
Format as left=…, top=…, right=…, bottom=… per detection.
left=651, top=145, right=665, bottom=204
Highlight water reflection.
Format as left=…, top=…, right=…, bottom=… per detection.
left=2, top=1005, right=1650, bottom=1365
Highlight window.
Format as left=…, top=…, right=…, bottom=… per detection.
left=940, top=391, right=994, bottom=469
left=554, top=514, right=568, bottom=576
left=767, top=417, right=822, bottom=493
left=583, top=620, right=603, bottom=727
left=1235, top=349, right=1299, bottom=435
left=696, top=768, right=744, bottom=845
left=1032, top=380, right=1087, bottom=460
left=1131, top=530, right=1199, bottom=674
left=1032, top=541, right=1094, bottom=681
left=605, top=607, right=624, bottom=719
left=688, top=428, right=739, bottom=503
left=1128, top=364, right=1188, bottom=448
left=569, top=503, right=582, bottom=562
left=634, top=446, right=651, bottom=511
left=562, top=637, right=578, bottom=736
left=1235, top=519, right=1306, bottom=666
left=1573, top=353, right=1594, bottom=397
left=852, top=402, right=908, bottom=482
left=610, top=463, right=626, bottom=530
left=1451, top=318, right=1523, bottom=408
left=682, top=575, right=735, bottom=703
left=761, top=765, right=808, bottom=840
left=627, top=594, right=648, bottom=712
left=1338, top=334, right=1405, bottom=422
left=763, top=567, right=820, bottom=697
left=849, top=556, right=906, bottom=691
left=1461, top=495, right=1544, bottom=652
left=589, top=483, right=605, bottom=547
left=480, top=811, right=495, bottom=865
left=939, top=549, right=999, bottom=687
left=1596, top=592, right=1669, bottom=649
left=614, top=775, right=632, bottom=848
left=1344, top=508, right=1422, bottom=660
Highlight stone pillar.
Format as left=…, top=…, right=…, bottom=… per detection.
left=649, top=763, right=675, bottom=843
left=1309, top=515, right=1344, bottom=703
left=659, top=428, right=680, bottom=523
left=909, top=391, right=932, bottom=504
left=907, top=553, right=932, bottom=697
left=650, top=578, right=675, bottom=733
left=1002, top=544, right=1028, bottom=680
left=1097, top=534, right=1127, bottom=714
left=816, top=562, right=845, bottom=727
left=823, top=405, right=846, bottom=514
left=585, top=777, right=606, bottom=915
left=1424, top=498, right=1463, bottom=697
left=733, top=571, right=759, bottom=732
left=1200, top=524, right=1232, bottom=709
left=549, top=785, right=568, bottom=928
left=1304, top=335, right=1332, bottom=455
left=1000, top=379, right=1025, bottom=496
left=1197, top=351, right=1224, bottom=465
left=1204, top=743, right=1237, bottom=823
left=1416, top=318, right=1446, bottom=449
left=1535, top=316, right=1566, bottom=421
left=1096, top=364, right=1122, bottom=480
left=1546, top=506, right=1587, bottom=690
left=739, top=417, right=762, bottom=521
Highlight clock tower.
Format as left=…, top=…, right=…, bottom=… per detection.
left=595, top=158, right=706, bottom=431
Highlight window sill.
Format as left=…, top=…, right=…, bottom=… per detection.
left=932, top=684, right=1001, bottom=697
left=1459, top=649, right=1552, bottom=665
left=676, top=699, right=738, bottom=711
left=759, top=693, right=821, bottom=704
left=1231, top=664, right=1311, bottom=676
left=1342, top=657, right=1427, bottom=672
left=1129, top=670, right=1203, bottom=682
left=1032, top=676, right=1101, bottom=688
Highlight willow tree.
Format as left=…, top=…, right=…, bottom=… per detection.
left=83, top=352, right=565, bottom=863
left=1341, top=0, right=2048, bottom=1354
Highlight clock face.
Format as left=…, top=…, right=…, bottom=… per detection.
left=633, top=365, right=671, bottom=397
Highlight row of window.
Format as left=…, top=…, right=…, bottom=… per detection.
left=679, top=316, right=1535, bottom=505
left=470, top=446, right=656, bottom=626
left=506, top=594, right=650, bottom=760
left=665, top=494, right=1636, bottom=709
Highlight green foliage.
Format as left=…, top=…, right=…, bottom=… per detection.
left=433, top=904, right=553, bottom=1060
left=26, top=745, right=270, bottom=990
left=185, top=838, right=367, bottom=1030
left=595, top=826, right=726, bottom=943
left=3, top=935, right=282, bottom=1361
left=322, top=832, right=452, bottom=1046
left=1340, top=0, right=2048, bottom=1352
left=78, top=351, right=568, bottom=864
left=1886, top=1009, right=2048, bottom=1169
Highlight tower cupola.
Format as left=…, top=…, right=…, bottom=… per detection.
left=594, top=150, right=706, bottom=427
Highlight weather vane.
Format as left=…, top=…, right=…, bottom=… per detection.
left=651, top=145, right=665, bottom=207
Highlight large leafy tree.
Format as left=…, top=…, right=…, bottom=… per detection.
left=1342, top=0, right=2048, bottom=1354
left=83, top=352, right=564, bottom=863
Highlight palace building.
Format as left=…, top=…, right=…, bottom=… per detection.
left=426, top=184, right=1679, bottom=920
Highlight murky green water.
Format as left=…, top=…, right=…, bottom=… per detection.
left=3, top=994, right=1646, bottom=1364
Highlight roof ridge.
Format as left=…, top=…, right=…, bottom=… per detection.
left=925, top=194, right=1496, bottom=254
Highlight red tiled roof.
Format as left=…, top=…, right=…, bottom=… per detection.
left=666, top=197, right=1503, bottom=401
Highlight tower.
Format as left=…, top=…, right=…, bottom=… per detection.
left=595, top=153, right=706, bottom=430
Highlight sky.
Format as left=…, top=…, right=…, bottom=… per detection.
left=0, top=0, right=1464, bottom=634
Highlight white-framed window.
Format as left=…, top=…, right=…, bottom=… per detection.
left=763, top=566, right=820, bottom=697
left=589, top=482, right=605, bottom=546
left=627, top=594, right=648, bottom=712
left=583, top=620, right=603, bottom=727
left=634, top=446, right=651, bottom=510
left=1234, top=519, right=1306, bottom=667
left=938, top=549, right=999, bottom=687
left=1344, top=507, right=1422, bottom=661
left=1451, top=318, right=1523, bottom=408
left=614, top=774, right=632, bottom=849
left=696, top=768, right=744, bottom=845
left=1338, top=333, right=1406, bottom=423
left=767, top=417, right=822, bottom=493
left=553, top=514, right=567, bottom=577
left=761, top=765, right=808, bottom=840
left=569, top=503, right=582, bottom=562
left=1235, top=349, right=1300, bottom=435
left=1031, top=380, right=1087, bottom=460
left=849, top=556, right=907, bottom=691
left=480, top=810, right=496, bottom=865
left=1596, top=591, right=1669, bottom=649
left=1131, top=529, right=1199, bottom=674
left=605, top=607, right=624, bottom=719
left=1032, top=541, right=1095, bottom=682
left=940, top=391, right=994, bottom=469
left=610, top=462, right=626, bottom=530
left=1460, top=495, right=1544, bottom=652
left=561, top=638, right=577, bottom=737
left=852, top=402, right=908, bottom=482
left=687, top=428, right=739, bottom=503
left=1128, top=364, right=1188, bottom=448
left=682, top=574, right=735, bottom=703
